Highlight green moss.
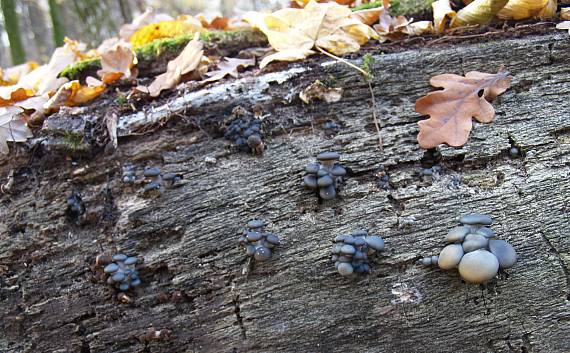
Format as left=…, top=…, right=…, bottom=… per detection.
left=352, top=0, right=434, bottom=16
left=362, top=53, right=376, bottom=80
left=62, top=131, right=86, bottom=151
left=116, top=94, right=127, bottom=105
left=59, top=29, right=263, bottom=81
left=59, top=58, right=101, bottom=81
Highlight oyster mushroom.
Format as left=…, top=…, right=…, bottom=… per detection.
left=458, top=250, right=499, bottom=283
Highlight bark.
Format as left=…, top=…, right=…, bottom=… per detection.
left=1, top=0, right=26, bottom=64
left=0, top=31, right=569, bottom=353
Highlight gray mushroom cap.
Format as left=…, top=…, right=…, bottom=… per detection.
left=438, top=244, right=464, bottom=270
left=365, top=236, right=385, bottom=251
left=319, top=184, right=337, bottom=200
left=317, top=175, right=334, bottom=187
left=246, top=231, right=263, bottom=242
left=331, top=165, right=347, bottom=176
left=352, top=230, right=367, bottom=237
left=143, top=167, right=161, bottom=177
left=340, top=244, right=356, bottom=255
left=124, top=257, right=138, bottom=265
left=337, top=262, right=354, bottom=276
left=266, top=234, right=280, bottom=245
left=305, top=163, right=320, bottom=174
left=113, top=254, right=127, bottom=262
left=104, top=263, right=119, bottom=273
left=354, top=238, right=366, bottom=247
left=431, top=255, right=439, bottom=264
left=459, top=213, right=492, bottom=226
left=458, top=249, right=499, bottom=283
left=245, top=244, right=256, bottom=256
left=343, top=236, right=355, bottom=244
left=317, top=168, right=329, bottom=177
left=254, top=246, right=272, bottom=261
left=112, top=272, right=126, bottom=282
left=462, top=233, right=489, bottom=253
left=303, top=175, right=318, bottom=189
left=489, top=239, right=517, bottom=269
left=446, top=226, right=471, bottom=243
left=317, top=152, right=340, bottom=161
left=419, top=257, right=433, bottom=266
left=162, top=173, right=176, bottom=181
left=247, top=219, right=266, bottom=229
left=475, top=227, right=496, bottom=238
left=334, top=234, right=346, bottom=243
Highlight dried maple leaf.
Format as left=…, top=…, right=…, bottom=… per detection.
left=244, top=0, right=378, bottom=68
left=415, top=70, right=511, bottom=148
left=97, top=42, right=138, bottom=84
left=140, top=33, right=205, bottom=97
left=203, top=57, right=255, bottom=83
left=0, top=106, right=32, bottom=155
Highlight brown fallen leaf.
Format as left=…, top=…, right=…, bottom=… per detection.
left=244, top=1, right=378, bottom=68
left=195, top=13, right=230, bottom=30
left=97, top=42, right=138, bottom=84
left=0, top=87, right=34, bottom=107
left=44, top=80, right=105, bottom=114
left=562, top=8, right=570, bottom=21
left=299, top=80, right=343, bottom=104
left=203, top=57, right=255, bottom=83
left=141, top=33, right=205, bottom=97
left=0, top=62, right=39, bottom=86
left=0, top=106, right=32, bottom=154
left=415, top=70, right=511, bottom=148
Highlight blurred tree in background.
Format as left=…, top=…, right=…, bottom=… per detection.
left=0, top=0, right=287, bottom=66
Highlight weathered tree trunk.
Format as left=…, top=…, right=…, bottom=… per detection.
left=0, top=31, right=569, bottom=353
left=48, top=0, right=65, bottom=47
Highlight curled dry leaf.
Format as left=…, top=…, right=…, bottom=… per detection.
left=44, top=80, right=105, bottom=114
left=119, top=7, right=174, bottom=41
left=97, top=42, right=138, bottom=84
left=451, top=0, right=508, bottom=28
left=0, top=106, right=32, bottom=155
left=299, top=80, right=343, bottom=104
left=203, top=57, right=255, bottom=83
left=0, top=87, right=34, bottom=107
left=244, top=0, right=378, bottom=68
left=141, top=33, right=205, bottom=97
left=195, top=13, right=230, bottom=30
left=432, top=0, right=456, bottom=33
left=556, top=21, right=570, bottom=34
left=0, top=62, right=39, bottom=86
left=415, top=70, right=511, bottom=148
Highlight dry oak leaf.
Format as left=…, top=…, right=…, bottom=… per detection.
left=244, top=0, right=378, bottom=68
left=0, top=106, right=32, bottom=155
left=140, top=33, right=205, bottom=97
left=432, top=0, right=456, bottom=33
left=203, top=57, right=255, bottom=83
left=415, top=70, right=511, bottom=148
left=0, top=87, right=34, bottom=107
left=0, top=62, right=39, bottom=86
left=97, top=42, right=138, bottom=84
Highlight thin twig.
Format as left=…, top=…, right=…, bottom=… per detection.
left=315, top=46, right=382, bottom=149
left=368, top=80, right=383, bottom=150
left=315, top=46, right=372, bottom=79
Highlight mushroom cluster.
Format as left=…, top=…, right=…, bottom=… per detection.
left=331, top=230, right=385, bottom=277
left=96, top=254, right=141, bottom=291
left=66, top=192, right=85, bottom=218
left=238, top=220, right=280, bottom=262
left=122, top=165, right=182, bottom=193
left=302, top=152, right=346, bottom=200
left=420, top=213, right=517, bottom=284
left=224, top=116, right=264, bottom=154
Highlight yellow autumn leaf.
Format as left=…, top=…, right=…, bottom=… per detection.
left=432, top=0, right=456, bottom=33
left=497, top=0, right=555, bottom=20
left=97, top=42, right=138, bottom=84
left=244, top=0, right=378, bottom=68
left=130, top=18, right=204, bottom=47
left=562, top=8, right=570, bottom=21
left=0, top=86, right=35, bottom=107
left=450, top=0, right=508, bottom=28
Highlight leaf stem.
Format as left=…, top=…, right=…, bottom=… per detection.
left=315, top=46, right=372, bottom=79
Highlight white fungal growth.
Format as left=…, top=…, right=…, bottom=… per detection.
left=391, top=283, right=423, bottom=305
